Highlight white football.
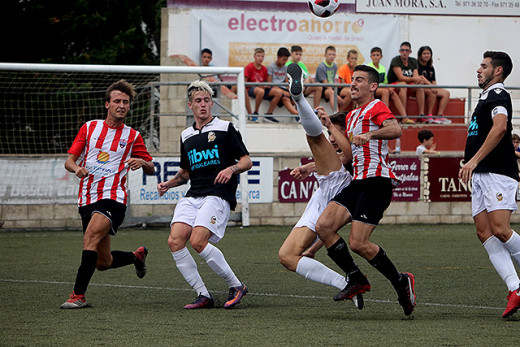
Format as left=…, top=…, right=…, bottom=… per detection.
left=308, top=0, right=340, bottom=18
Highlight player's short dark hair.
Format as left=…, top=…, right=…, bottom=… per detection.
left=277, top=47, right=291, bottom=58
left=400, top=41, right=412, bottom=49
left=201, top=48, right=212, bottom=56
left=484, top=51, right=513, bottom=81
left=329, top=112, right=346, bottom=130
left=418, top=129, right=434, bottom=143
left=371, top=47, right=382, bottom=54
left=354, top=65, right=379, bottom=84
left=291, top=45, right=303, bottom=53
left=105, top=80, right=135, bottom=102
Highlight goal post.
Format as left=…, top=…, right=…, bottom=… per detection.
left=0, top=62, right=250, bottom=226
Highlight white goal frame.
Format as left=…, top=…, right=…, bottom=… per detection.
left=0, top=62, right=250, bottom=226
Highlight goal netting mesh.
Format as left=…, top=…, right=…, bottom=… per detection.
left=0, top=70, right=160, bottom=155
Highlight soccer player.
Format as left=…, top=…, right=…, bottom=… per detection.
left=157, top=80, right=252, bottom=309
left=279, top=63, right=363, bottom=308
left=61, top=80, right=155, bottom=309
left=459, top=51, right=520, bottom=319
left=314, top=65, right=417, bottom=316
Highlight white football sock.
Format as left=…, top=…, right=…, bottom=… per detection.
left=504, top=230, right=520, bottom=267
left=295, top=97, right=323, bottom=137
left=199, top=243, right=241, bottom=288
left=172, top=248, right=210, bottom=297
left=296, top=256, right=347, bottom=290
left=483, top=236, right=520, bottom=291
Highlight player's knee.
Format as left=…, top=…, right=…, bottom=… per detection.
left=349, top=239, right=369, bottom=256
left=167, top=234, right=185, bottom=252
left=278, top=248, right=297, bottom=271
left=96, top=260, right=110, bottom=271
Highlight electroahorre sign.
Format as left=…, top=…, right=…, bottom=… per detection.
left=356, top=0, right=520, bottom=16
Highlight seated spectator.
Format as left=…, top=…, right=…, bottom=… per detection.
left=337, top=49, right=357, bottom=112
left=267, top=47, right=299, bottom=121
left=417, top=46, right=451, bottom=124
left=416, top=129, right=440, bottom=155
left=387, top=42, right=431, bottom=124
left=366, top=47, right=409, bottom=122
left=315, top=46, right=338, bottom=112
left=512, top=133, right=520, bottom=159
left=200, top=48, right=219, bottom=96
left=286, top=45, right=320, bottom=108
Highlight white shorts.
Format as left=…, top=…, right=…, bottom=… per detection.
left=171, top=196, right=230, bottom=243
left=294, top=168, right=353, bottom=232
left=471, top=172, right=518, bottom=217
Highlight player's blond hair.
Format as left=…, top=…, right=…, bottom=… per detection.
left=187, top=80, right=214, bottom=101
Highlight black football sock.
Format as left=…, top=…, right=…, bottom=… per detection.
left=73, top=250, right=98, bottom=295
left=327, top=237, right=365, bottom=283
left=109, top=250, right=136, bottom=269
left=368, top=246, right=402, bottom=289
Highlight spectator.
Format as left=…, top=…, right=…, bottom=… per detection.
left=200, top=48, right=213, bottom=67
left=367, top=47, right=409, bottom=122
left=267, top=47, right=299, bottom=121
left=200, top=48, right=219, bottom=97
left=315, top=46, right=338, bottom=112
left=387, top=42, right=430, bottom=124
left=337, top=49, right=358, bottom=112
left=417, top=46, right=451, bottom=124
left=286, top=45, right=320, bottom=108
left=416, top=129, right=440, bottom=155
left=244, top=47, right=284, bottom=123
left=512, top=133, right=520, bottom=159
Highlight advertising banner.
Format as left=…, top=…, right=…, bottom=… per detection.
left=128, top=157, right=274, bottom=205
left=0, top=158, right=78, bottom=204
left=178, top=10, right=400, bottom=75
left=425, top=157, right=471, bottom=202
left=356, top=0, right=520, bottom=16
left=389, top=157, right=421, bottom=201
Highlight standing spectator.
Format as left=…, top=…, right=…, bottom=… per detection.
left=417, top=46, right=451, bottom=124
left=459, top=51, right=520, bottom=319
left=315, top=65, right=416, bottom=317
left=416, top=129, right=440, bottom=155
left=315, top=46, right=339, bottom=112
left=267, top=47, right=299, bottom=121
left=286, top=45, right=320, bottom=107
left=60, top=80, right=155, bottom=309
left=367, top=47, right=409, bottom=122
left=387, top=42, right=430, bottom=124
left=157, top=80, right=252, bottom=309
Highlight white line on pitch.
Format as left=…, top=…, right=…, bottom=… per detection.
left=0, top=278, right=502, bottom=311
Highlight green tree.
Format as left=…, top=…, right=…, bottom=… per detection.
left=1, top=0, right=165, bottom=65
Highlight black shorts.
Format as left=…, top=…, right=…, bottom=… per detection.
left=331, top=177, right=393, bottom=226
left=79, top=199, right=127, bottom=235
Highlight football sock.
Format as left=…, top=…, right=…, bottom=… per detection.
left=504, top=230, right=520, bottom=267
left=368, top=247, right=402, bottom=289
left=296, top=256, right=347, bottom=290
left=327, top=237, right=365, bottom=282
left=295, top=96, right=323, bottom=137
left=109, top=250, right=135, bottom=269
left=73, top=250, right=98, bottom=295
left=483, top=236, right=520, bottom=291
left=199, top=243, right=241, bottom=288
left=172, top=248, right=210, bottom=298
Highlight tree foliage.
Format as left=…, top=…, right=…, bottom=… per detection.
left=1, top=0, right=166, bottom=65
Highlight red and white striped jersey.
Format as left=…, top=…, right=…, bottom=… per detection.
left=68, top=120, right=152, bottom=207
left=345, top=99, right=397, bottom=181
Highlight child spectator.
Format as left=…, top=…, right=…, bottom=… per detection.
left=267, top=47, right=299, bottom=121
left=417, top=46, right=451, bottom=124
left=337, top=49, right=357, bottom=112
left=315, top=46, right=339, bottom=112
left=416, top=129, right=440, bottom=155
left=512, top=133, right=520, bottom=159
left=286, top=45, right=320, bottom=107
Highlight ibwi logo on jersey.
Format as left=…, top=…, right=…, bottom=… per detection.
left=467, top=117, right=478, bottom=137
left=119, top=139, right=127, bottom=148
left=207, top=131, right=216, bottom=142
left=96, top=151, right=110, bottom=164
left=188, top=145, right=221, bottom=170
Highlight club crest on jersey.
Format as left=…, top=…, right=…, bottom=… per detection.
left=210, top=216, right=217, bottom=224
left=96, top=151, right=110, bottom=164
left=496, top=192, right=503, bottom=202
left=208, top=131, right=216, bottom=142
left=119, top=139, right=127, bottom=148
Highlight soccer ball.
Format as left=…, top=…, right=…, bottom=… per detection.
left=308, top=0, right=340, bottom=18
